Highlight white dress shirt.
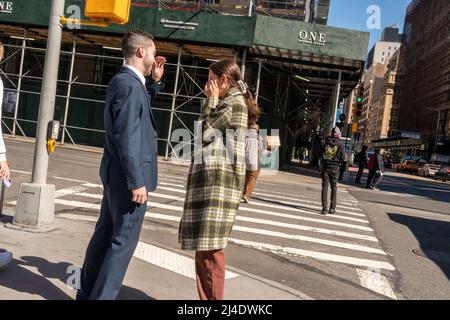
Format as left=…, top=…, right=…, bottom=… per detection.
left=124, top=64, right=146, bottom=87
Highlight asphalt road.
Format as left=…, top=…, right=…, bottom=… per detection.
left=2, top=138, right=450, bottom=300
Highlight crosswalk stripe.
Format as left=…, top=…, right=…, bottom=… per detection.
left=156, top=183, right=368, bottom=224
left=251, top=199, right=365, bottom=217
left=356, top=268, right=397, bottom=299
left=145, top=205, right=378, bottom=242
left=55, top=196, right=378, bottom=243
left=241, top=198, right=364, bottom=218
left=159, top=182, right=364, bottom=217
left=146, top=213, right=385, bottom=255
left=228, top=238, right=396, bottom=271
left=57, top=210, right=385, bottom=259
left=251, top=191, right=362, bottom=212
left=233, top=225, right=386, bottom=255
left=236, top=215, right=377, bottom=241
left=147, top=192, right=372, bottom=231
left=55, top=185, right=91, bottom=198
left=56, top=213, right=240, bottom=280
left=133, top=241, right=239, bottom=280
left=55, top=199, right=100, bottom=210
left=74, top=191, right=370, bottom=229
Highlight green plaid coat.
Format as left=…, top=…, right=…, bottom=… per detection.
left=178, top=87, right=248, bottom=251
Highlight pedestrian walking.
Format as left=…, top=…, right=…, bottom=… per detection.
left=77, top=30, right=166, bottom=300
left=0, top=42, right=13, bottom=271
left=242, top=102, right=262, bottom=203
left=178, top=59, right=251, bottom=300
left=366, top=149, right=385, bottom=190
left=355, top=146, right=368, bottom=184
left=320, top=127, right=346, bottom=215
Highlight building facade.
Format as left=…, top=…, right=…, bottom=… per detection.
left=355, top=63, right=386, bottom=150
left=397, top=0, right=450, bottom=156
left=366, top=26, right=402, bottom=69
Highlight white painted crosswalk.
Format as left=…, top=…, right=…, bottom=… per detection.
left=29, top=172, right=397, bottom=299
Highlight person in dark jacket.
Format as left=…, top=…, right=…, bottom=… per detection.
left=355, top=146, right=368, bottom=184
left=366, top=149, right=385, bottom=190
left=320, top=127, right=346, bottom=215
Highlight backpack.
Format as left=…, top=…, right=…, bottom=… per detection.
left=323, top=144, right=338, bottom=161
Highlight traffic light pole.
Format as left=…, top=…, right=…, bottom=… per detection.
left=11, top=0, right=65, bottom=232
left=330, top=71, right=342, bottom=130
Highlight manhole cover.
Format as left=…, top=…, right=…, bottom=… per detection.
left=413, top=249, right=450, bottom=265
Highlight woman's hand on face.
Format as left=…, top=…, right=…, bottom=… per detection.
left=208, top=80, right=219, bottom=99
left=205, top=80, right=219, bottom=99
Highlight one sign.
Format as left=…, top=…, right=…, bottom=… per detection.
left=298, top=30, right=327, bottom=46
left=0, top=1, right=13, bottom=14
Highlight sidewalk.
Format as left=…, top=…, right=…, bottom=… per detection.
left=0, top=209, right=310, bottom=300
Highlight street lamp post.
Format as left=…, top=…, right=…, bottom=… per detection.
left=11, top=0, right=65, bottom=232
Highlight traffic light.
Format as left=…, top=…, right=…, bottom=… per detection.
left=85, top=0, right=131, bottom=24
left=355, top=85, right=364, bottom=117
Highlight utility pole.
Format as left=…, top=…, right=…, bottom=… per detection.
left=12, top=0, right=65, bottom=232
left=435, top=109, right=441, bottom=151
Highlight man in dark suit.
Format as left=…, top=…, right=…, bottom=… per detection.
left=76, top=29, right=166, bottom=300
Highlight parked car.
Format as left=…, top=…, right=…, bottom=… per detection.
left=397, top=160, right=421, bottom=174
left=434, top=166, right=449, bottom=182
left=418, top=164, right=441, bottom=177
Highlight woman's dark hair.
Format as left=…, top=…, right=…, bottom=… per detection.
left=209, top=59, right=260, bottom=127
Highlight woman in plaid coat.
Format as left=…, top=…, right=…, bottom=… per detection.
left=179, top=59, right=257, bottom=300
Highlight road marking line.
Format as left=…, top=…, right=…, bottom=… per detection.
left=253, top=189, right=362, bottom=211
left=54, top=196, right=378, bottom=243
left=157, top=186, right=186, bottom=194
left=147, top=212, right=384, bottom=255
left=235, top=215, right=377, bottom=242
left=228, top=238, right=395, bottom=271
left=146, top=192, right=371, bottom=230
left=146, top=207, right=378, bottom=242
left=356, top=268, right=397, bottom=300
left=53, top=176, right=90, bottom=183
left=56, top=213, right=239, bottom=280
left=72, top=191, right=371, bottom=232
left=55, top=185, right=91, bottom=198
left=133, top=241, right=239, bottom=280
left=247, top=197, right=363, bottom=216
left=10, top=169, right=31, bottom=175
left=155, top=184, right=369, bottom=224
left=251, top=193, right=364, bottom=217
left=232, top=225, right=386, bottom=255
left=8, top=185, right=92, bottom=205
left=418, top=188, right=450, bottom=193
left=159, top=183, right=365, bottom=218
left=55, top=199, right=100, bottom=210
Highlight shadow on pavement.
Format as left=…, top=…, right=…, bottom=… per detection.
left=389, top=213, right=450, bottom=280
left=0, top=256, right=155, bottom=300
left=0, top=258, right=73, bottom=300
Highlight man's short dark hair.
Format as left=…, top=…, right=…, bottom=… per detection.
left=122, top=29, right=154, bottom=59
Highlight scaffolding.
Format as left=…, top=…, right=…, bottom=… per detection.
left=0, top=1, right=363, bottom=167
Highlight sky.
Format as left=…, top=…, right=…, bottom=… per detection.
left=327, top=0, right=412, bottom=51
